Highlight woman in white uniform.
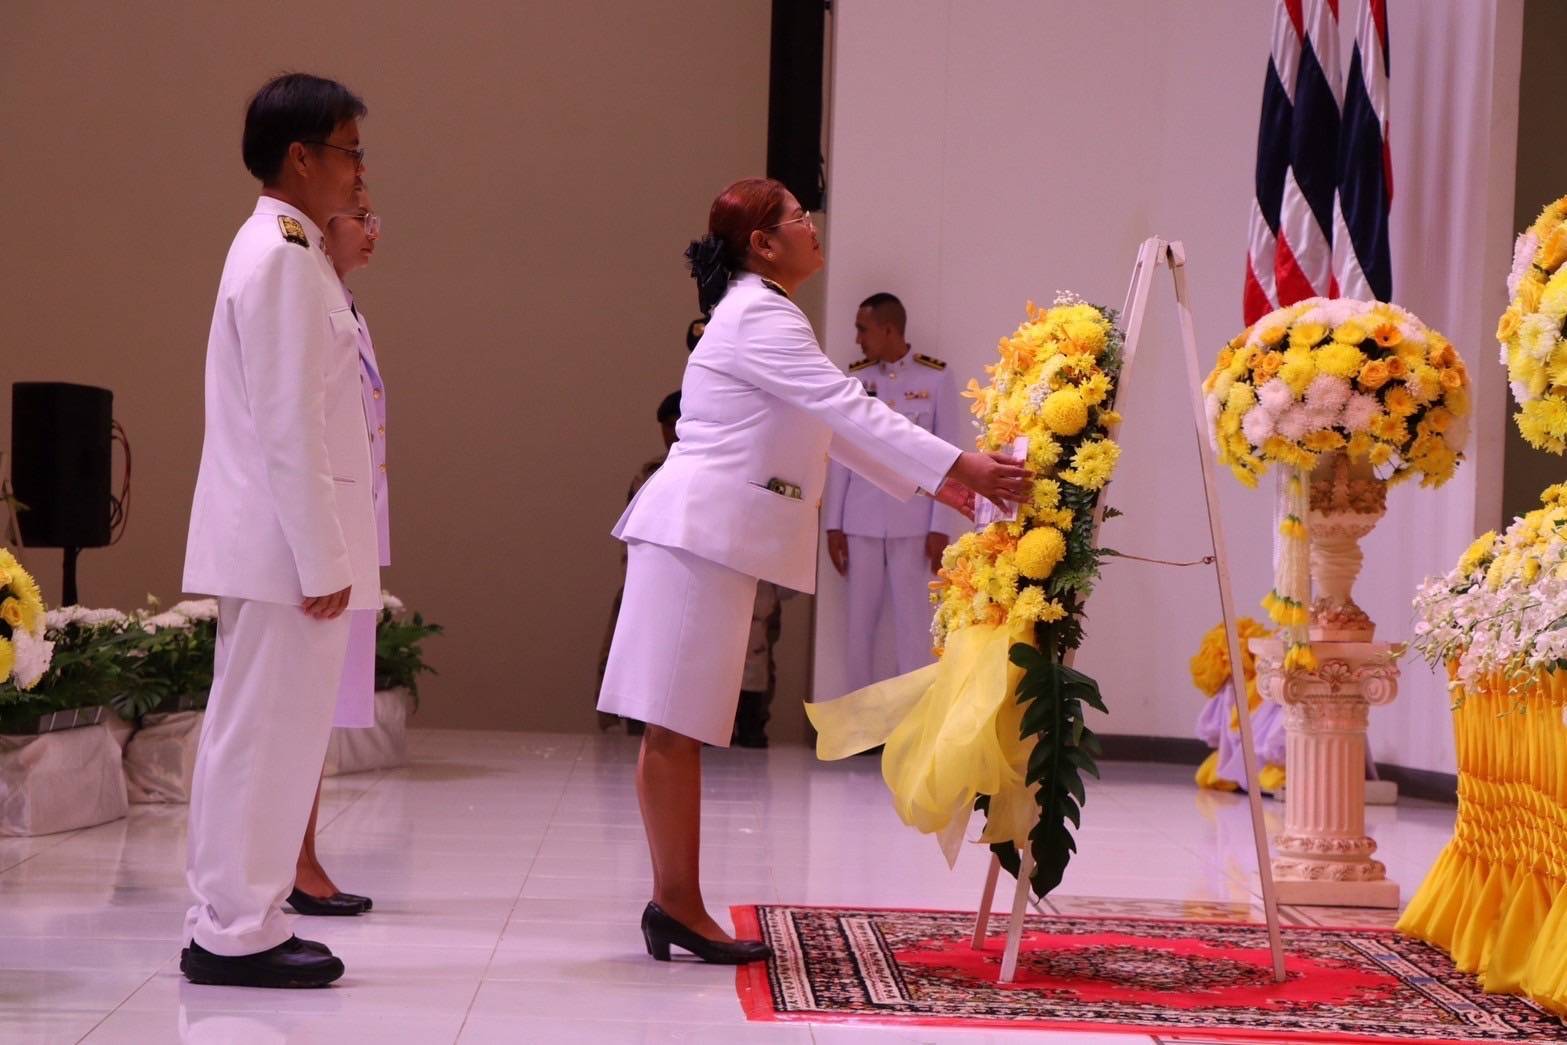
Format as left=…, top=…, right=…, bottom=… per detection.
left=598, top=177, right=1032, bottom=964
left=287, top=185, right=385, bottom=918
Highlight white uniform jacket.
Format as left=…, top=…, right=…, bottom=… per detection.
left=183, top=197, right=380, bottom=610
left=614, top=272, right=961, bottom=593
left=822, top=350, right=968, bottom=538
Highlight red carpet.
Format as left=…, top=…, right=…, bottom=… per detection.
left=733, top=904, right=1567, bottom=1042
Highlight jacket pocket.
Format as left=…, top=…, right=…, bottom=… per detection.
left=328, top=306, right=359, bottom=338
left=332, top=475, right=357, bottom=485
left=748, top=479, right=802, bottom=501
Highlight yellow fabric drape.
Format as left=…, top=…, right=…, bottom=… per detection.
left=1397, top=667, right=1567, bottom=1016
left=1194, top=753, right=1285, bottom=793
left=806, top=620, right=1036, bottom=866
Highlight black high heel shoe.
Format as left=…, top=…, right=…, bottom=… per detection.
left=641, top=902, right=772, bottom=965
left=287, top=888, right=369, bottom=916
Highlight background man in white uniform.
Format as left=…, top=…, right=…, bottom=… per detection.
left=824, top=293, right=968, bottom=692
left=179, top=73, right=377, bottom=989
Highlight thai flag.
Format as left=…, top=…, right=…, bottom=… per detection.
left=1332, top=0, right=1393, bottom=302
left=1244, top=1, right=1343, bottom=323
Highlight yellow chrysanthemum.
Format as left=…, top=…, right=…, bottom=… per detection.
left=1457, top=532, right=1497, bottom=578
left=1059, top=439, right=1121, bottom=491
left=1384, top=387, right=1417, bottom=417
left=1079, top=372, right=1113, bottom=406
left=1015, top=526, right=1067, bottom=580
left=1010, top=587, right=1048, bottom=623
left=1314, top=342, right=1365, bottom=380
left=1289, top=322, right=1328, bottom=349
left=1039, top=387, right=1089, bottom=437
left=1278, top=349, right=1317, bottom=395
left=0, top=636, right=12, bottom=682
left=1332, top=320, right=1368, bottom=345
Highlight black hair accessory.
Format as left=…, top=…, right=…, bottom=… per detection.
left=684, top=234, right=732, bottom=314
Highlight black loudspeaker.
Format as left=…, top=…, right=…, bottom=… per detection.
left=11, top=382, right=113, bottom=549
left=768, top=0, right=826, bottom=212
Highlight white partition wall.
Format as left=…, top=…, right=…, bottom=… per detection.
left=814, top=0, right=1521, bottom=775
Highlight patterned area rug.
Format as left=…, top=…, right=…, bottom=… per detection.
left=734, top=905, right=1567, bottom=1043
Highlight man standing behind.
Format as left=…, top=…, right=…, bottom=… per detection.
left=180, top=73, right=377, bottom=988
left=824, top=293, right=967, bottom=692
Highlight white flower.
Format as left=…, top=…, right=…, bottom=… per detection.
left=1520, top=313, right=1559, bottom=362
left=44, top=606, right=129, bottom=631
left=1258, top=378, right=1294, bottom=414
left=1304, top=406, right=1341, bottom=433
left=1276, top=405, right=1313, bottom=441
left=10, top=626, right=54, bottom=689
left=380, top=591, right=405, bottom=613
left=1508, top=232, right=1540, bottom=300
left=1304, top=373, right=1351, bottom=414
left=169, top=599, right=218, bottom=622
left=1342, top=393, right=1380, bottom=433
left=1240, top=406, right=1276, bottom=446
left=140, top=611, right=191, bottom=634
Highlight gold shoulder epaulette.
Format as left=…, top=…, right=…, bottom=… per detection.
left=278, top=216, right=309, bottom=248
left=913, top=353, right=946, bottom=370
left=848, top=357, right=875, bottom=372
left=760, top=277, right=789, bottom=298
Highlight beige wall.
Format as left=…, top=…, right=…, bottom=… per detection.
left=0, top=1, right=819, bottom=735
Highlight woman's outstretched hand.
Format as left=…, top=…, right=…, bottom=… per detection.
left=949, top=451, right=1034, bottom=510
left=933, top=478, right=977, bottom=520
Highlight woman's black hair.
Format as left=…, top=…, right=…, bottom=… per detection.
left=684, top=234, right=732, bottom=315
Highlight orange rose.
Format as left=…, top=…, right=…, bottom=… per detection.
left=1542, top=227, right=1567, bottom=272
left=1440, top=368, right=1465, bottom=391
left=1498, top=308, right=1522, bottom=340
left=1386, top=356, right=1409, bottom=378
left=1358, top=360, right=1392, bottom=390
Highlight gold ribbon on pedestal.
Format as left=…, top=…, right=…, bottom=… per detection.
left=806, top=619, right=1036, bottom=867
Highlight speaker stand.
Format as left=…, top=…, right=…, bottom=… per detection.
left=62, top=546, right=80, bottom=607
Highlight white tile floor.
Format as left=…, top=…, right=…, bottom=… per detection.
left=0, top=729, right=1458, bottom=1044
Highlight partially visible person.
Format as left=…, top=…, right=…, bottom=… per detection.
left=288, top=185, right=385, bottom=918
left=597, top=177, right=1031, bottom=966
left=733, top=580, right=788, bottom=748
left=824, top=292, right=966, bottom=692
left=597, top=390, right=682, bottom=734
left=180, top=72, right=374, bottom=989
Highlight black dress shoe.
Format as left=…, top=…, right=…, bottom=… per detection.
left=640, top=902, right=772, bottom=965
left=333, top=891, right=373, bottom=911
left=287, top=888, right=368, bottom=916
left=180, top=936, right=344, bottom=988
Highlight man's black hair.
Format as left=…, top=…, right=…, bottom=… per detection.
left=859, top=292, right=907, bottom=335
left=657, top=391, right=682, bottom=423
left=242, top=73, right=367, bottom=183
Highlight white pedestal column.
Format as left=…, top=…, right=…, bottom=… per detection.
left=1250, top=638, right=1402, bottom=908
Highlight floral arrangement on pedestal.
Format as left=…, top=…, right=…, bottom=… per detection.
left=809, top=294, right=1125, bottom=900
left=0, top=549, right=52, bottom=696
left=1499, top=195, right=1567, bottom=453
left=1190, top=617, right=1285, bottom=793
left=1203, top=298, right=1470, bottom=674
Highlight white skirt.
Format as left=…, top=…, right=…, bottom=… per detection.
left=598, top=540, right=758, bottom=747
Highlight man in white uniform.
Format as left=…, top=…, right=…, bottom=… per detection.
left=179, top=73, right=377, bottom=989
left=825, top=293, right=967, bottom=692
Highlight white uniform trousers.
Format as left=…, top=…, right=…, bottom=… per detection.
left=843, top=534, right=938, bottom=693
left=185, top=596, right=350, bottom=955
